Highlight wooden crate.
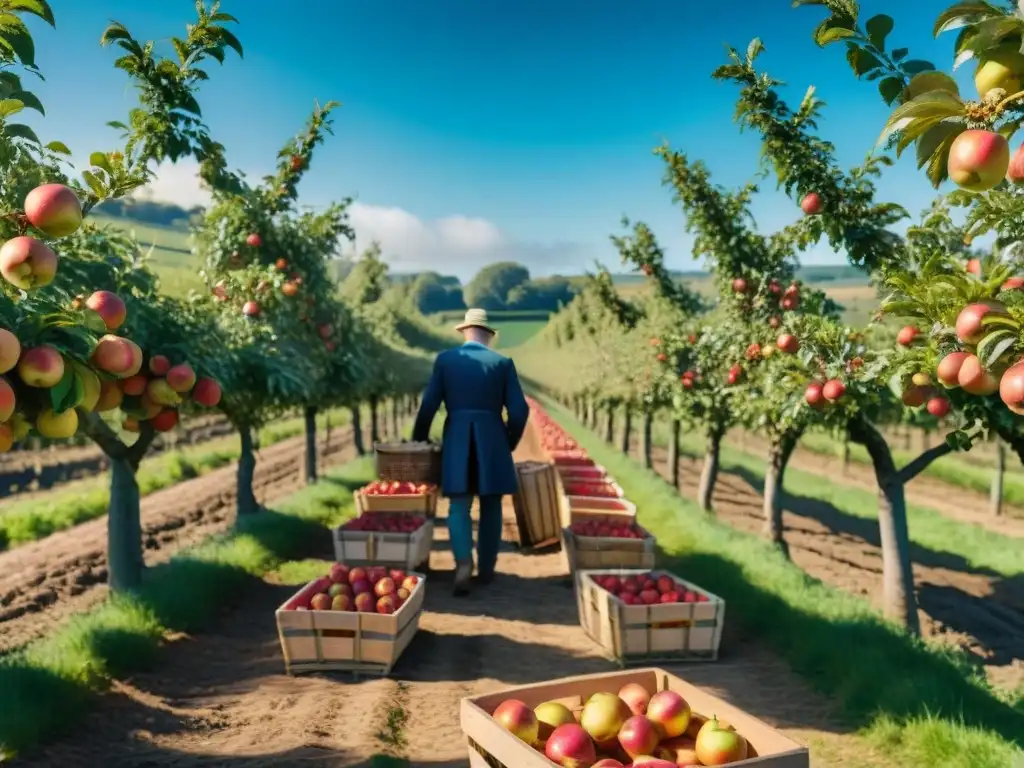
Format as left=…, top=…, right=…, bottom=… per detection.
left=558, top=493, right=637, bottom=528
left=559, top=478, right=624, bottom=499
left=510, top=460, right=562, bottom=550
left=554, top=463, right=608, bottom=481
left=462, top=667, right=808, bottom=767
left=560, top=522, right=656, bottom=574
left=332, top=519, right=433, bottom=568
left=577, top=569, right=725, bottom=665
left=275, top=572, right=426, bottom=676
left=356, top=488, right=439, bottom=518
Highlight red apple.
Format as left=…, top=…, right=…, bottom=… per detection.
left=493, top=699, right=539, bottom=745
left=376, top=595, right=397, bottom=614
left=958, top=354, right=1000, bottom=395
left=805, top=382, right=825, bottom=410
left=948, top=129, right=1010, bottom=192
left=310, top=593, right=331, bottom=611
left=822, top=379, right=845, bottom=402
left=776, top=334, right=799, bottom=354
left=354, top=592, right=375, bottom=612
left=617, top=683, right=651, bottom=717
left=927, top=396, right=952, bottom=418
left=955, top=301, right=1009, bottom=345
left=534, top=701, right=576, bottom=743
left=329, top=563, right=350, bottom=583
left=646, top=690, right=691, bottom=739
left=192, top=377, right=222, bottom=407
left=1000, top=360, right=1024, bottom=415
left=24, top=183, right=83, bottom=237
left=618, top=714, right=660, bottom=759
left=246, top=233, right=262, bottom=247
left=1002, top=276, right=1024, bottom=291
left=800, top=192, right=823, bottom=215
left=85, top=291, right=127, bottom=331
left=17, top=345, right=64, bottom=388
left=545, top=723, right=597, bottom=766
left=0, top=236, right=57, bottom=290
left=902, top=385, right=928, bottom=408
left=896, top=325, right=918, bottom=346
left=937, top=352, right=970, bottom=387
left=731, top=277, right=747, bottom=294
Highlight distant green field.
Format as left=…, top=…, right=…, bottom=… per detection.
left=90, top=214, right=203, bottom=297
left=495, top=320, right=547, bottom=349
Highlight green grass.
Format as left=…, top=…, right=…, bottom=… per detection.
left=0, top=457, right=376, bottom=759
left=656, top=421, right=1024, bottom=579
left=544, top=397, right=1023, bottom=768
left=495, top=320, right=548, bottom=349
left=91, top=215, right=203, bottom=297
left=0, top=408, right=350, bottom=551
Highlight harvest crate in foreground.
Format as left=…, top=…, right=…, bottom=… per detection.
left=577, top=569, right=725, bottom=665
left=275, top=572, right=426, bottom=676
left=332, top=518, right=434, bottom=569
left=462, top=667, right=808, bottom=767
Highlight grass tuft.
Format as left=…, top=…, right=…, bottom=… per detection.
left=0, top=457, right=375, bottom=760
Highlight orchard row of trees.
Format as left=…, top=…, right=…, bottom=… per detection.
left=0, top=2, right=432, bottom=592
left=522, top=0, right=1024, bottom=636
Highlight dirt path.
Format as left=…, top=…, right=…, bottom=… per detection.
left=17, top=422, right=885, bottom=768
left=0, top=428, right=359, bottom=655
left=0, top=415, right=235, bottom=499
left=730, top=430, right=1024, bottom=537
left=633, top=438, right=1024, bottom=694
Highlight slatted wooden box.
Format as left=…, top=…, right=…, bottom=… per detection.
left=554, top=462, right=608, bottom=481
left=275, top=572, right=426, bottom=675
left=577, top=569, right=725, bottom=666
left=510, top=460, right=562, bottom=549
left=557, top=492, right=637, bottom=529
left=355, top=487, right=439, bottom=518
left=462, top=667, right=808, bottom=767
left=332, top=519, right=434, bottom=569
left=560, top=515, right=656, bottom=575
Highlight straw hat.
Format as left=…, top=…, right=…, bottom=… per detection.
left=454, top=308, right=496, bottom=334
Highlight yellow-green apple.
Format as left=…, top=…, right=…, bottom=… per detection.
left=138, top=394, right=162, bottom=420
left=0, top=236, right=57, bottom=290
left=492, top=699, right=539, bottom=745
left=94, top=380, right=123, bottom=412
left=36, top=408, right=78, bottom=438
left=903, top=71, right=959, bottom=100
left=73, top=364, right=101, bottom=412
left=85, top=290, right=127, bottom=331
left=695, top=716, right=748, bottom=765
left=23, top=183, right=82, bottom=237
left=17, top=345, right=64, bottom=387
left=580, top=692, right=630, bottom=747
left=955, top=301, right=1009, bottom=345
left=975, top=44, right=1024, bottom=97
left=0, top=377, right=14, bottom=422
left=166, top=363, right=196, bottom=393
left=617, top=682, right=651, bottom=716
left=661, top=736, right=699, bottom=765
left=937, top=351, right=970, bottom=387
left=330, top=593, right=351, bottom=611
left=545, top=723, right=597, bottom=767
left=535, top=701, right=576, bottom=743
left=999, top=361, right=1024, bottom=415
left=947, top=130, right=1010, bottom=192
left=958, top=354, right=1000, bottom=395
left=146, top=378, right=182, bottom=407
left=0, top=328, right=20, bottom=374
left=191, top=377, right=222, bottom=407
left=646, top=690, right=691, bottom=739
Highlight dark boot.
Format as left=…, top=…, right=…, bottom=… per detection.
left=453, top=559, right=473, bottom=597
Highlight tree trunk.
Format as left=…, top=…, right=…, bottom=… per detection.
left=236, top=425, right=259, bottom=517
left=991, top=438, right=1005, bottom=517
left=391, top=398, right=400, bottom=438
left=304, top=406, right=318, bottom=484
left=848, top=417, right=919, bottom=635
left=586, top=399, right=597, bottom=430
left=620, top=407, right=633, bottom=456
left=107, top=457, right=143, bottom=593
left=763, top=431, right=799, bottom=558
left=640, top=410, right=653, bottom=469
left=350, top=405, right=366, bottom=455
left=369, top=396, right=381, bottom=444
left=667, top=418, right=681, bottom=489
left=604, top=405, right=615, bottom=444
left=697, top=425, right=723, bottom=513
left=841, top=440, right=851, bottom=474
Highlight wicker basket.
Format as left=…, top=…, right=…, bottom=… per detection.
left=374, top=441, right=442, bottom=485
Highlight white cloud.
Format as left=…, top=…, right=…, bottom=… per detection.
left=345, top=202, right=589, bottom=280
left=131, top=159, right=212, bottom=209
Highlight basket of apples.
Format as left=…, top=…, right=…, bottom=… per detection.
left=333, top=511, right=434, bottom=569
left=577, top=570, right=725, bottom=666
left=561, top=512, right=655, bottom=574
left=461, top=667, right=808, bottom=767
left=562, top=479, right=624, bottom=499
left=275, top=563, right=426, bottom=675
left=356, top=480, right=439, bottom=517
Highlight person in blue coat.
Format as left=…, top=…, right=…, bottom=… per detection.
left=412, top=308, right=530, bottom=596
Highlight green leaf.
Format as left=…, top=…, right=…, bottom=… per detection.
left=2, top=27, right=35, bottom=67
left=8, top=0, right=55, bottom=26
left=878, top=76, right=904, bottom=106
left=0, top=98, right=23, bottom=118
left=81, top=169, right=106, bottom=197
left=916, top=121, right=965, bottom=169
left=892, top=47, right=909, bottom=61
left=218, top=28, right=244, bottom=58
left=847, top=45, right=883, bottom=76
left=80, top=308, right=108, bottom=335
left=44, top=139, right=70, bottom=154
left=902, top=59, right=938, bottom=75
left=99, top=22, right=131, bottom=46
left=817, top=25, right=857, bottom=45
left=49, top=366, right=75, bottom=413
left=866, top=14, right=895, bottom=50
left=746, top=38, right=765, bottom=64
left=10, top=89, right=42, bottom=114
left=4, top=123, right=38, bottom=143
left=88, top=151, right=112, bottom=173
left=933, top=2, right=1000, bottom=37
left=880, top=90, right=966, bottom=142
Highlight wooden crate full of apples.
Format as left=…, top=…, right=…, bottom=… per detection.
left=355, top=480, right=439, bottom=517
left=333, top=511, right=433, bottom=569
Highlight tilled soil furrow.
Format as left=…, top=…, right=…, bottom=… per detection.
left=0, top=429, right=359, bottom=654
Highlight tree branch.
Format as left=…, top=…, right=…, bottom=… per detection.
left=82, top=412, right=128, bottom=461
left=896, top=442, right=955, bottom=485
left=126, top=422, right=156, bottom=471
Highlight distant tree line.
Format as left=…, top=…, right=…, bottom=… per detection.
left=94, top=198, right=205, bottom=229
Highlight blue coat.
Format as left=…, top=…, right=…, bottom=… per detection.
left=412, top=341, right=530, bottom=497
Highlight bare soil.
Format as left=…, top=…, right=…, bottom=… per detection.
left=637, top=437, right=1024, bottom=694
left=16, top=424, right=884, bottom=768
left=0, top=428, right=358, bottom=655
left=0, top=415, right=236, bottom=500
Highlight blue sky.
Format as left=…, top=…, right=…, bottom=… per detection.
left=25, top=0, right=964, bottom=279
